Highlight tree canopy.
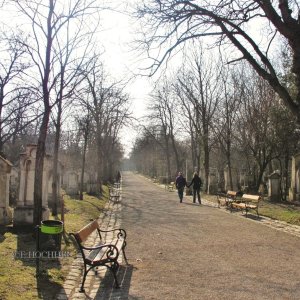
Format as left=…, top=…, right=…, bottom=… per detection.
left=136, top=0, right=300, bottom=120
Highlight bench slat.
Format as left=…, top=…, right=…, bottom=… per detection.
left=242, top=194, right=260, bottom=202
left=227, top=191, right=237, bottom=197
left=76, top=220, right=99, bottom=243
left=231, top=203, right=246, bottom=209
left=86, top=244, right=105, bottom=262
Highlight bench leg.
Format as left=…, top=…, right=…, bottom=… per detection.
left=109, top=261, right=120, bottom=288
left=122, top=242, right=128, bottom=265
left=79, top=265, right=93, bottom=293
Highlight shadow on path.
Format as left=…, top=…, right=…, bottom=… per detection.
left=94, top=264, right=137, bottom=299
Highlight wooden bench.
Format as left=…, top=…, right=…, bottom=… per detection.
left=70, top=220, right=128, bottom=292
left=165, top=182, right=174, bottom=191
left=108, top=184, right=120, bottom=202
left=217, top=191, right=237, bottom=208
left=231, top=194, right=261, bottom=217
left=151, top=176, right=158, bottom=183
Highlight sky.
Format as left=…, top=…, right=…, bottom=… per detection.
left=98, top=3, right=153, bottom=157
left=0, top=0, right=153, bottom=157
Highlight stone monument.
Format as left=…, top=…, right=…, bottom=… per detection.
left=0, top=156, right=13, bottom=224
left=13, top=144, right=51, bottom=226
left=268, top=171, right=281, bottom=202
left=289, top=153, right=300, bottom=201
left=224, top=166, right=238, bottom=191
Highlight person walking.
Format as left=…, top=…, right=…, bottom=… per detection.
left=175, top=172, right=187, bottom=203
left=116, top=171, right=121, bottom=183
left=188, top=172, right=202, bottom=204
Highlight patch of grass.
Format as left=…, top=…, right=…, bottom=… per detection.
left=203, top=193, right=300, bottom=226
left=0, top=188, right=108, bottom=300
left=63, top=190, right=108, bottom=234
left=259, top=201, right=300, bottom=225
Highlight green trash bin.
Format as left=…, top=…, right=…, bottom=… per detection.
left=38, top=220, right=64, bottom=251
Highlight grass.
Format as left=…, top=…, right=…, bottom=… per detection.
left=203, top=193, right=300, bottom=226
left=0, top=187, right=108, bottom=300
left=259, top=201, right=300, bottom=225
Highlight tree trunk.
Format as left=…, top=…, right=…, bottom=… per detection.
left=52, top=101, right=62, bottom=215
left=226, top=142, right=233, bottom=190
left=163, top=135, right=171, bottom=182
left=33, top=108, right=50, bottom=226
left=51, top=122, right=60, bottom=215
left=79, top=130, right=88, bottom=200
left=96, top=140, right=102, bottom=194
left=204, top=140, right=210, bottom=193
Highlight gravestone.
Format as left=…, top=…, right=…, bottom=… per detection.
left=0, top=156, right=13, bottom=224
left=9, top=167, right=19, bottom=207
left=80, top=171, right=90, bottom=192
left=289, top=153, right=300, bottom=201
left=87, top=172, right=99, bottom=194
left=64, top=170, right=79, bottom=195
left=239, top=171, right=249, bottom=192
left=224, top=166, right=238, bottom=191
left=268, top=171, right=281, bottom=201
left=13, top=144, right=51, bottom=226
left=207, top=169, right=218, bottom=194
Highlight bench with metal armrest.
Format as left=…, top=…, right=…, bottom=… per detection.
left=165, top=182, right=175, bottom=191
left=70, top=219, right=128, bottom=292
left=108, top=184, right=121, bottom=202
left=217, top=190, right=238, bottom=208
left=231, top=194, right=261, bottom=217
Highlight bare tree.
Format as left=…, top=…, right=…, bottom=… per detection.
left=236, top=71, right=281, bottom=192
left=76, top=115, right=90, bottom=200
left=50, top=16, right=98, bottom=216
left=136, top=0, right=300, bottom=121
left=81, top=55, right=131, bottom=187
left=13, top=0, right=100, bottom=226
left=149, top=80, right=182, bottom=177
left=213, top=66, right=243, bottom=190
left=0, top=33, right=34, bottom=154
left=175, top=49, right=221, bottom=192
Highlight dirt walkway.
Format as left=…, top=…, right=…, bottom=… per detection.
left=58, top=172, right=300, bottom=299
left=117, top=172, right=300, bottom=299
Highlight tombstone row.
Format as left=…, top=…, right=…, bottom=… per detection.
left=2, top=146, right=300, bottom=225
left=0, top=144, right=98, bottom=226
left=199, top=166, right=289, bottom=201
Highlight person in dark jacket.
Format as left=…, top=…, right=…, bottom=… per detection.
left=175, top=172, right=187, bottom=203
left=188, top=172, right=202, bottom=204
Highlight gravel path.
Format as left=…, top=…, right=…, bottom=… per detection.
left=57, top=171, right=300, bottom=300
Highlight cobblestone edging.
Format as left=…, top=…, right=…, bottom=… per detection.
left=55, top=197, right=123, bottom=300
